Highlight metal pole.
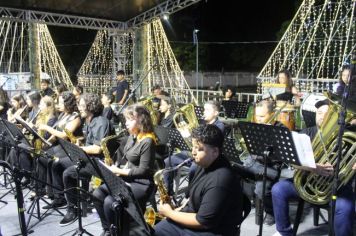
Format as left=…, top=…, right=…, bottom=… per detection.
left=193, top=29, right=199, bottom=103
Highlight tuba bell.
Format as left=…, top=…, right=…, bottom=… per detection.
left=293, top=95, right=356, bottom=205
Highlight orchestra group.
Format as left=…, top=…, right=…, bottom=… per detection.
left=0, top=67, right=354, bottom=236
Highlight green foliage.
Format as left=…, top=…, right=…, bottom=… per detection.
left=171, top=43, right=209, bottom=71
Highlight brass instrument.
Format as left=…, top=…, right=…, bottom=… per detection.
left=64, top=128, right=78, bottom=144
left=172, top=103, right=199, bottom=148
left=144, top=158, right=192, bottom=227
left=140, top=96, right=160, bottom=126
left=293, top=96, right=356, bottom=205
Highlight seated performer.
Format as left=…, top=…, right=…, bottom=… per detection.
left=271, top=99, right=354, bottom=236
left=40, top=78, right=55, bottom=97
left=275, top=69, right=301, bottom=106
left=155, top=124, right=243, bottom=236
left=59, top=93, right=113, bottom=226
left=39, top=92, right=82, bottom=208
left=243, top=100, right=282, bottom=225
left=7, top=93, right=27, bottom=123
left=101, top=92, right=114, bottom=121
left=222, top=86, right=237, bottom=101
left=92, top=104, right=156, bottom=235
left=72, top=84, right=83, bottom=103
left=163, top=100, right=224, bottom=196
left=158, top=95, right=175, bottom=128
left=25, top=91, right=41, bottom=124
left=333, top=65, right=356, bottom=101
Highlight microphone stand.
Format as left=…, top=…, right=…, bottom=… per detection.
left=329, top=54, right=355, bottom=236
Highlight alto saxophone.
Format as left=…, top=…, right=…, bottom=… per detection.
left=144, top=158, right=193, bottom=227
left=64, top=128, right=78, bottom=144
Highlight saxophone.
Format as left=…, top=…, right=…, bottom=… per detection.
left=144, top=158, right=193, bottom=227
left=64, top=128, right=78, bottom=144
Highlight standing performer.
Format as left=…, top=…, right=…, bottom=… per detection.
left=113, top=70, right=129, bottom=105
left=155, top=124, right=243, bottom=236
left=92, top=104, right=156, bottom=236
left=275, top=69, right=301, bottom=106
left=40, top=78, right=55, bottom=97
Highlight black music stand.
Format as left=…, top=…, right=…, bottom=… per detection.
left=222, top=101, right=249, bottom=119
left=194, top=106, right=204, bottom=120
left=168, top=128, right=191, bottom=152
left=15, top=117, right=52, bottom=147
left=57, top=138, right=94, bottom=236
left=223, top=137, right=243, bottom=166
left=238, top=121, right=301, bottom=236
left=93, top=159, right=151, bottom=236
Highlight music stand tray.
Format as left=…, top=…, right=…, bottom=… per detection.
left=0, top=118, right=31, bottom=147
left=168, top=128, right=191, bottom=152
left=221, top=101, right=249, bottom=119
left=15, top=117, right=52, bottom=147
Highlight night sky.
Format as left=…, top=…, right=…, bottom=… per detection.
left=49, top=0, right=299, bottom=79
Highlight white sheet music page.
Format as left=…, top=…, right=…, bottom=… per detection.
left=291, top=132, right=316, bottom=168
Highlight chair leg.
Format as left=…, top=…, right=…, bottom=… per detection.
left=313, top=206, right=320, bottom=226
left=293, top=199, right=305, bottom=236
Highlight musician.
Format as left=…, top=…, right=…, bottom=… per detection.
left=59, top=93, right=113, bottom=226
left=25, top=91, right=41, bottom=124
left=54, top=84, right=67, bottom=111
left=39, top=92, right=82, bottom=208
left=155, top=124, right=243, bottom=236
left=101, top=92, right=114, bottom=121
left=163, top=100, right=224, bottom=196
left=113, top=70, right=129, bottom=105
left=333, top=65, right=356, bottom=102
left=222, top=86, right=237, bottom=101
left=40, top=78, right=55, bottom=97
left=271, top=100, right=354, bottom=236
left=158, top=95, right=175, bottom=128
left=275, top=69, right=301, bottom=106
left=7, top=94, right=27, bottom=123
left=244, top=100, right=282, bottom=225
left=0, top=87, right=9, bottom=120
left=72, top=84, right=83, bottom=103
left=90, top=104, right=155, bottom=235
left=152, top=84, right=170, bottom=97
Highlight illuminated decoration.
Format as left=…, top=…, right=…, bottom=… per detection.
left=0, top=20, right=72, bottom=90
left=77, top=30, right=133, bottom=94
left=258, top=0, right=356, bottom=94
left=78, top=19, right=196, bottom=103
left=146, top=19, right=196, bottom=103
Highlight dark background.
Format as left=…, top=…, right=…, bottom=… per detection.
left=48, top=0, right=302, bottom=79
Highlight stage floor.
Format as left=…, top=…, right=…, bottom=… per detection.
left=0, top=177, right=354, bottom=236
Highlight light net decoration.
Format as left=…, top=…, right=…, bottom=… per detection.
left=77, top=30, right=133, bottom=95
left=0, top=21, right=71, bottom=90
left=258, top=0, right=356, bottom=94
left=146, top=19, right=196, bottom=104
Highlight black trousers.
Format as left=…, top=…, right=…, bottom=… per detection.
left=8, top=148, right=32, bottom=173
left=93, top=181, right=153, bottom=231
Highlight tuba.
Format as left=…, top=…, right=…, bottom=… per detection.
left=140, top=96, right=160, bottom=126
left=144, top=158, right=192, bottom=227
left=172, top=104, right=199, bottom=148
left=293, top=95, right=356, bottom=205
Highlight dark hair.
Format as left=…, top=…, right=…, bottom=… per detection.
left=57, top=84, right=67, bottom=94
left=103, top=92, right=114, bottom=103
left=223, top=86, right=236, bottom=98
left=74, top=84, right=83, bottom=94
left=117, top=70, right=125, bottom=76
left=192, top=124, right=224, bottom=151
left=276, top=69, right=293, bottom=89
left=205, top=100, right=221, bottom=112
left=61, top=91, right=77, bottom=113
left=152, top=84, right=161, bottom=91
left=0, top=88, right=9, bottom=104
left=81, top=93, right=103, bottom=116
left=339, top=65, right=351, bottom=85
left=26, top=91, right=41, bottom=106
left=41, top=78, right=50, bottom=84
left=11, top=94, right=26, bottom=108
left=124, top=104, right=154, bottom=133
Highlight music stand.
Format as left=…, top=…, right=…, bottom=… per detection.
left=93, top=159, right=151, bottom=236
left=194, top=106, right=204, bottom=120
left=57, top=138, right=95, bottom=236
left=168, top=128, right=191, bottom=152
left=15, top=117, right=52, bottom=147
left=238, top=121, right=301, bottom=236
left=223, top=137, right=243, bottom=166
left=221, top=101, right=249, bottom=119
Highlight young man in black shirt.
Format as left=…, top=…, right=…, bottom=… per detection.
left=155, top=124, right=243, bottom=236
left=113, top=70, right=129, bottom=105
left=59, top=93, right=113, bottom=226
left=40, top=78, right=55, bottom=97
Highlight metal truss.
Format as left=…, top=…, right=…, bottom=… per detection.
left=0, top=7, right=127, bottom=31
left=126, top=0, right=202, bottom=28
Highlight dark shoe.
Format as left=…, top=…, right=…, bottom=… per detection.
left=42, top=199, right=67, bottom=210
left=264, top=213, right=275, bottom=226
left=59, top=208, right=78, bottom=226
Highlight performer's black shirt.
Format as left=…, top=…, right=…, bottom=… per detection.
left=42, top=87, right=55, bottom=97
left=120, top=135, right=155, bottom=183
left=300, top=126, right=318, bottom=141
left=276, top=91, right=293, bottom=102
left=83, top=115, right=113, bottom=158
left=159, top=113, right=174, bottom=128
left=114, top=79, right=129, bottom=103
left=102, top=106, right=113, bottom=121
left=182, top=156, right=243, bottom=235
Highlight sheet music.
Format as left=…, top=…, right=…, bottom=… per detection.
left=291, top=132, right=316, bottom=168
